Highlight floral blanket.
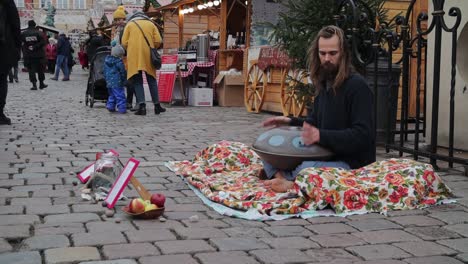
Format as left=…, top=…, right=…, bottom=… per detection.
left=166, top=141, right=454, bottom=218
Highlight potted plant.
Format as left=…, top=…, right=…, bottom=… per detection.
left=267, top=0, right=399, bottom=142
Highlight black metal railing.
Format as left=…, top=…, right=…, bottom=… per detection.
left=334, top=0, right=467, bottom=170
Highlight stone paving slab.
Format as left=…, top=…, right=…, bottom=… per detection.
left=405, top=226, right=462, bottom=240
left=352, top=229, right=421, bottom=244
left=393, top=241, right=457, bottom=256
left=404, top=256, right=465, bottom=264
left=347, top=244, right=412, bottom=260
left=44, top=247, right=101, bottom=263
left=195, top=251, right=260, bottom=264
left=0, top=251, right=41, bottom=264
left=1, top=69, right=467, bottom=264
left=154, top=240, right=216, bottom=254
left=124, top=228, right=177, bottom=243
left=209, top=237, right=270, bottom=251
left=20, top=234, right=70, bottom=250
left=249, top=249, right=312, bottom=263
left=72, top=231, right=127, bottom=246
left=305, top=248, right=362, bottom=262
left=139, top=254, right=198, bottom=264
left=80, top=260, right=138, bottom=264
left=102, top=243, right=160, bottom=259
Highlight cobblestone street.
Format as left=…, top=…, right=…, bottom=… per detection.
left=0, top=68, right=467, bottom=264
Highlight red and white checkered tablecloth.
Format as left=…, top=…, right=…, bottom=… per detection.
left=178, top=61, right=215, bottom=78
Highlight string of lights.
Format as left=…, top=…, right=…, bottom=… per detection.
left=179, top=0, right=222, bottom=14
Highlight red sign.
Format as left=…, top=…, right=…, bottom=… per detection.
left=157, top=54, right=178, bottom=103
left=257, top=47, right=292, bottom=71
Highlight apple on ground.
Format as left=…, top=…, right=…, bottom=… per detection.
left=129, top=198, right=146, bottom=214
left=150, top=193, right=166, bottom=208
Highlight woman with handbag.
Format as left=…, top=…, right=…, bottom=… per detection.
left=121, top=11, right=165, bottom=115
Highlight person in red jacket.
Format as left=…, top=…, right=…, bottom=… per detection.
left=45, top=38, right=57, bottom=74
left=78, top=43, right=88, bottom=70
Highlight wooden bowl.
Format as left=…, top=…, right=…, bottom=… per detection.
left=122, top=205, right=165, bottom=219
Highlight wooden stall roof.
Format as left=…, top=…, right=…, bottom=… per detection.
left=156, top=0, right=197, bottom=11
left=21, top=24, right=60, bottom=34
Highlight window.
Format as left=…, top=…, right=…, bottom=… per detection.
left=41, top=0, right=51, bottom=8
left=74, top=0, right=85, bottom=9
left=15, top=0, right=25, bottom=8
left=56, top=0, right=68, bottom=9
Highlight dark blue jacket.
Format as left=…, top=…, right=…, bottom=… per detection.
left=57, top=35, right=71, bottom=56
left=104, top=55, right=126, bottom=89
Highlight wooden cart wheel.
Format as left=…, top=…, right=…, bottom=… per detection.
left=280, top=69, right=307, bottom=117
left=244, top=60, right=267, bottom=113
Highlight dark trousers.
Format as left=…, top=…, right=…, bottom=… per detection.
left=27, top=58, right=45, bottom=84
left=47, top=59, right=56, bottom=73
left=126, top=83, right=135, bottom=105
left=8, top=64, right=18, bottom=81
left=0, top=72, right=7, bottom=113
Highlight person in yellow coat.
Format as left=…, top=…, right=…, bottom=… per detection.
left=121, top=11, right=165, bottom=115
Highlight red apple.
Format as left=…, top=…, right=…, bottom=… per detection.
left=129, top=198, right=145, bottom=214
left=150, top=193, right=166, bottom=208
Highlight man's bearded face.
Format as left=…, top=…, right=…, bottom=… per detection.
left=318, top=35, right=341, bottom=77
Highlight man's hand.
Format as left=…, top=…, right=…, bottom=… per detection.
left=301, top=122, right=320, bottom=145
left=262, top=116, right=291, bottom=128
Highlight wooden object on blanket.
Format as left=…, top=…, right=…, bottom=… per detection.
left=252, top=126, right=334, bottom=170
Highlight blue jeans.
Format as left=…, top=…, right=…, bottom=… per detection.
left=131, top=71, right=159, bottom=105
left=263, top=160, right=351, bottom=181
left=54, top=55, right=69, bottom=79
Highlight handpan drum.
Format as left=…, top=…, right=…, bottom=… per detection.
left=252, top=126, right=334, bottom=170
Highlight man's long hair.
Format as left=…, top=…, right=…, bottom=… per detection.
left=308, top=25, right=353, bottom=94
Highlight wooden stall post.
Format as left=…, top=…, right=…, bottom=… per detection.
left=178, top=7, right=185, bottom=48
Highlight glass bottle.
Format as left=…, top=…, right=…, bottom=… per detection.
left=91, top=151, right=122, bottom=191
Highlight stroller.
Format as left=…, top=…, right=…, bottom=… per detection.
left=85, top=46, right=111, bottom=108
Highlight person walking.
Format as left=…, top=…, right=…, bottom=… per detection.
left=121, top=11, right=165, bottom=115
left=20, top=20, right=48, bottom=90
left=45, top=37, right=57, bottom=74
left=78, top=44, right=88, bottom=70
left=0, top=0, right=21, bottom=125
left=104, top=43, right=127, bottom=114
left=51, top=33, right=71, bottom=81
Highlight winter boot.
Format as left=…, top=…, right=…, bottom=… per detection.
left=154, top=103, right=166, bottom=115
left=39, top=82, right=48, bottom=89
left=134, top=103, right=146, bottom=115
left=30, top=82, right=37, bottom=90
left=0, top=111, right=11, bottom=125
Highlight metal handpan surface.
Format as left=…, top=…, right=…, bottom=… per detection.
left=252, top=126, right=334, bottom=170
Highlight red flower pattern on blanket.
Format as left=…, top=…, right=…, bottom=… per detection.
left=167, top=141, right=454, bottom=215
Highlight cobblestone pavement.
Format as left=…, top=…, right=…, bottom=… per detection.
left=1, top=68, right=467, bottom=264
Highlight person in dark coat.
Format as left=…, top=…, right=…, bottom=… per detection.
left=51, top=33, right=71, bottom=81
left=86, top=31, right=105, bottom=63
left=261, top=26, right=376, bottom=192
left=0, top=0, right=21, bottom=125
left=20, top=20, right=48, bottom=90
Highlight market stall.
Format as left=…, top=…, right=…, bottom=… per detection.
left=148, top=0, right=250, bottom=106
